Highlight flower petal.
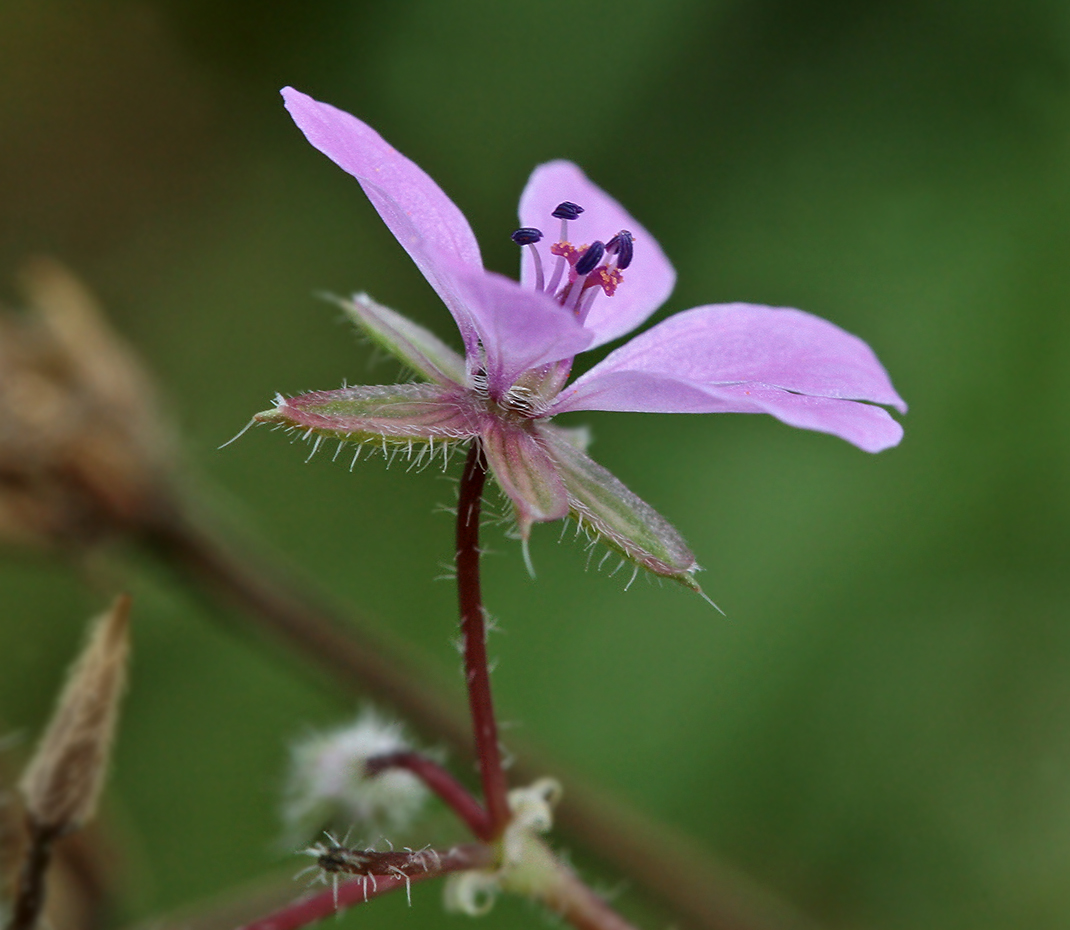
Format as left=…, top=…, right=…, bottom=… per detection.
left=519, top=161, right=675, bottom=348
left=539, top=424, right=699, bottom=590
left=282, top=87, right=482, bottom=351
left=552, top=303, right=906, bottom=452
left=711, top=384, right=904, bottom=453
left=255, top=383, right=481, bottom=444
left=453, top=269, right=592, bottom=398
left=559, top=303, right=906, bottom=410
left=337, top=292, right=467, bottom=386
left=482, top=422, right=569, bottom=538
left=557, top=371, right=902, bottom=452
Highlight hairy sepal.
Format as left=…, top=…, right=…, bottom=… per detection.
left=481, top=422, right=569, bottom=539
left=539, top=424, right=699, bottom=590
left=255, top=383, right=480, bottom=444
left=337, top=292, right=468, bottom=386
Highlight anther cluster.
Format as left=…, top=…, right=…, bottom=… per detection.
left=511, top=200, right=634, bottom=323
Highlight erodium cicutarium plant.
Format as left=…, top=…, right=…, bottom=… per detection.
left=244, top=87, right=906, bottom=930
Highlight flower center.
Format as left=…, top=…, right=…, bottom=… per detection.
left=511, top=202, right=633, bottom=325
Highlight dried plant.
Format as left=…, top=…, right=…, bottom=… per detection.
left=6, top=595, right=131, bottom=930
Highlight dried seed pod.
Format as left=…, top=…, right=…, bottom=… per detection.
left=0, top=259, right=178, bottom=548
left=19, top=595, right=131, bottom=834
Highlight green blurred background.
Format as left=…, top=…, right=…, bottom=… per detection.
left=3, top=1, right=1070, bottom=928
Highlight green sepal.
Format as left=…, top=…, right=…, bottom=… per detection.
left=482, top=422, right=569, bottom=539
left=335, top=293, right=468, bottom=386
left=539, top=423, right=700, bottom=590
left=255, top=383, right=481, bottom=445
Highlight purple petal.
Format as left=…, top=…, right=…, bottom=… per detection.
left=539, top=424, right=700, bottom=589
left=554, top=370, right=903, bottom=452
left=482, top=421, right=569, bottom=538
left=713, top=384, right=904, bottom=452
left=282, top=88, right=483, bottom=352
left=453, top=269, right=592, bottom=398
left=559, top=303, right=906, bottom=411
left=519, top=161, right=676, bottom=349
left=255, top=383, right=481, bottom=442
left=552, top=303, right=906, bottom=452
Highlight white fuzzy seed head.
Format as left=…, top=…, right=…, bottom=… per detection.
left=282, top=708, right=429, bottom=842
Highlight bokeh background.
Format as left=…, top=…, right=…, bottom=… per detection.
left=3, top=1, right=1070, bottom=928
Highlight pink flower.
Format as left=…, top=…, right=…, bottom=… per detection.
left=257, top=88, right=906, bottom=591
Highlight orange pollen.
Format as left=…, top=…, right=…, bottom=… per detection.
left=592, top=265, right=624, bottom=296
left=550, top=241, right=581, bottom=263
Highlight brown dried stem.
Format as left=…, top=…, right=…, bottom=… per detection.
left=5, top=820, right=61, bottom=930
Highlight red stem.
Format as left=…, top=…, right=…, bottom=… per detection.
left=456, top=441, right=510, bottom=836
left=238, top=844, right=493, bottom=930
left=365, top=751, right=491, bottom=840
left=238, top=873, right=422, bottom=930
left=540, top=862, right=644, bottom=930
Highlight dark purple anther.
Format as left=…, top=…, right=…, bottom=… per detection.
left=575, top=240, right=605, bottom=276
left=511, top=227, right=544, bottom=245
left=606, top=230, right=634, bottom=270
left=551, top=201, right=584, bottom=221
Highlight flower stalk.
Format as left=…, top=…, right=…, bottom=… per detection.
left=365, top=751, right=491, bottom=840
left=455, top=440, right=510, bottom=837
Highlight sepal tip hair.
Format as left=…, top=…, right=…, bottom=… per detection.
left=269, top=87, right=907, bottom=589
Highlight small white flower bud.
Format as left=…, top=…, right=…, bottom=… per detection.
left=443, top=777, right=564, bottom=916
left=443, top=869, right=500, bottom=916
left=282, top=708, right=429, bottom=842
left=506, top=778, right=561, bottom=837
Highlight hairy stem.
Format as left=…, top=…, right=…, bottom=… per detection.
left=238, top=874, right=416, bottom=930
left=239, top=843, right=494, bottom=930
left=455, top=441, right=510, bottom=835
left=139, top=502, right=810, bottom=930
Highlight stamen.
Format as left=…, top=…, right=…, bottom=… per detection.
left=551, top=202, right=584, bottom=220
left=546, top=251, right=567, bottom=295
left=552, top=202, right=584, bottom=244
left=510, top=227, right=543, bottom=245
left=546, top=204, right=585, bottom=295
left=592, top=265, right=623, bottom=296
left=563, top=281, right=585, bottom=314
left=574, top=241, right=605, bottom=277
left=512, top=228, right=545, bottom=291
left=576, top=284, right=600, bottom=323
left=605, top=230, right=634, bottom=270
